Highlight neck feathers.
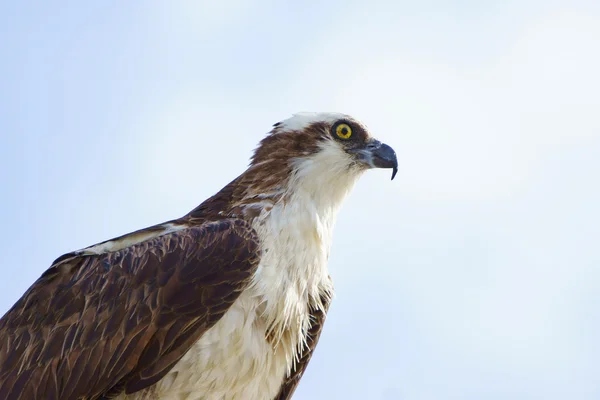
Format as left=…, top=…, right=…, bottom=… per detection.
left=185, top=137, right=363, bottom=368
left=188, top=131, right=363, bottom=225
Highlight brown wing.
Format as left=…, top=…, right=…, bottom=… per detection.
left=275, top=294, right=331, bottom=400
left=0, top=218, right=259, bottom=400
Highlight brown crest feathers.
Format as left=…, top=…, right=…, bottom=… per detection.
left=187, top=121, right=331, bottom=222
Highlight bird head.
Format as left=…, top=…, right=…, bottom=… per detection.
left=193, top=113, right=397, bottom=219
left=248, top=113, right=397, bottom=190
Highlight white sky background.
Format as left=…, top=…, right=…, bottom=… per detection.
left=1, top=1, right=599, bottom=399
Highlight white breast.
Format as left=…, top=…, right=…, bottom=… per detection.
left=120, top=206, right=335, bottom=400
left=122, top=147, right=362, bottom=400
left=125, top=291, right=290, bottom=400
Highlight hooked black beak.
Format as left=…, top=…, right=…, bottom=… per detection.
left=357, top=139, right=398, bottom=180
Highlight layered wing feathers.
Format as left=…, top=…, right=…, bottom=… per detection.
left=0, top=218, right=259, bottom=400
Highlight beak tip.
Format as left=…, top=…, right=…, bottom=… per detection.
left=362, top=140, right=398, bottom=180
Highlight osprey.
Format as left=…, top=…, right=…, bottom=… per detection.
left=0, top=112, right=397, bottom=400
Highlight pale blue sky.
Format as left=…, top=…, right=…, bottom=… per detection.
left=1, top=1, right=599, bottom=399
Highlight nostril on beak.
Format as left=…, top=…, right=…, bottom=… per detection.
left=366, top=141, right=380, bottom=150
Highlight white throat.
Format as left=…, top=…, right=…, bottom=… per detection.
left=249, top=142, right=364, bottom=365
left=121, top=140, right=366, bottom=400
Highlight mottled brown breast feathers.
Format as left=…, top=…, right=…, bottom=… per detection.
left=0, top=219, right=259, bottom=400
left=275, top=295, right=330, bottom=400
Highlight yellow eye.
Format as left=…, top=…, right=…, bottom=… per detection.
left=335, top=123, right=352, bottom=139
